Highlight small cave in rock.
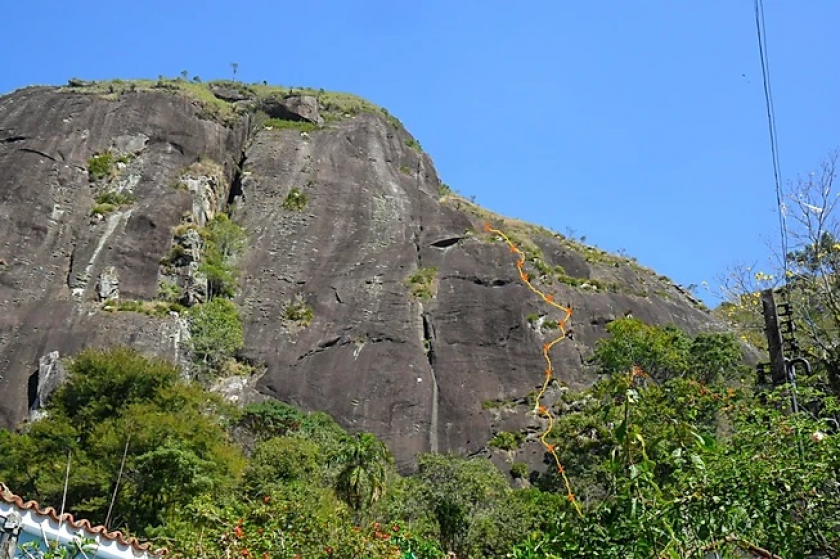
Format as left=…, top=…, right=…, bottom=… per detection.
left=27, top=370, right=39, bottom=411
left=228, top=152, right=246, bottom=206
left=430, top=237, right=463, bottom=249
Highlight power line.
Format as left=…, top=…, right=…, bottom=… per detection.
left=753, top=2, right=805, bottom=429
left=754, top=0, right=789, bottom=274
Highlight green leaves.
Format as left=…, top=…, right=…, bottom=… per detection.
left=517, top=377, right=840, bottom=558
left=0, top=347, right=243, bottom=537
left=53, top=347, right=178, bottom=428
left=333, top=433, right=393, bottom=515
left=198, top=213, right=246, bottom=299
left=413, top=454, right=511, bottom=556
left=592, top=317, right=745, bottom=384
left=244, top=437, right=321, bottom=491
left=593, top=318, right=691, bottom=380
left=187, top=297, right=244, bottom=369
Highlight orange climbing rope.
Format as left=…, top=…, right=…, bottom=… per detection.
left=484, top=223, right=582, bottom=516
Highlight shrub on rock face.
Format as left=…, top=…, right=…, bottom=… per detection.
left=87, top=152, right=114, bottom=181
left=199, top=214, right=246, bottom=299
left=282, top=187, right=308, bottom=211
left=188, top=297, right=244, bottom=369
left=489, top=431, right=523, bottom=451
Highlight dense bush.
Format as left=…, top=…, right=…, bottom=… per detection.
left=187, top=297, right=244, bottom=369
left=0, top=347, right=243, bottom=536
left=87, top=153, right=114, bottom=181
left=198, top=214, right=246, bottom=299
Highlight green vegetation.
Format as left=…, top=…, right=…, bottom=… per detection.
left=399, top=165, right=412, bottom=175
left=159, top=244, right=188, bottom=268
left=64, top=77, right=407, bottom=129
left=406, top=453, right=515, bottom=557
left=91, top=190, right=138, bottom=216
left=482, top=399, right=503, bottom=410
left=103, top=299, right=184, bottom=316
left=592, top=317, right=746, bottom=383
left=553, top=267, right=620, bottom=292
left=283, top=295, right=314, bottom=326
left=404, top=137, right=422, bottom=152
left=282, top=187, right=308, bottom=211
left=199, top=214, right=247, bottom=299
left=438, top=182, right=453, bottom=197
left=87, top=152, right=115, bottom=181
left=157, top=279, right=182, bottom=302
left=1, top=315, right=838, bottom=557
left=187, top=297, right=244, bottom=370
left=489, top=431, right=524, bottom=451
left=334, top=433, right=393, bottom=522
left=20, top=535, right=97, bottom=559
left=95, top=190, right=136, bottom=206
left=263, top=117, right=320, bottom=133
left=91, top=203, right=118, bottom=217
left=406, top=266, right=438, bottom=301
left=0, top=347, right=244, bottom=535
left=510, top=462, right=528, bottom=479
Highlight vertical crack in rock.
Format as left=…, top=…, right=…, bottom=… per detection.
left=409, top=158, right=439, bottom=453
left=331, top=286, right=343, bottom=304
left=66, top=245, right=76, bottom=289
left=227, top=149, right=247, bottom=207
left=422, top=311, right=439, bottom=453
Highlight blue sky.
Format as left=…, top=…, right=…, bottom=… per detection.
left=3, top=1, right=838, bottom=305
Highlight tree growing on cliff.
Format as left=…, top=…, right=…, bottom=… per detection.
left=187, top=297, right=244, bottom=370
left=199, top=214, right=246, bottom=299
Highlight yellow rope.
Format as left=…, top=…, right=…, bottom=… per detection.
left=484, top=223, right=582, bottom=515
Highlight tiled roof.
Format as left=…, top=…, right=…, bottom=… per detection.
left=0, top=482, right=168, bottom=557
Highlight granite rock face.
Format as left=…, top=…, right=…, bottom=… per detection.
left=0, top=86, right=246, bottom=429
left=0, top=84, right=723, bottom=470
left=234, top=114, right=723, bottom=470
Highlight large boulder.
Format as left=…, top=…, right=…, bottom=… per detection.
left=261, top=94, right=323, bottom=125
left=209, top=84, right=253, bottom=103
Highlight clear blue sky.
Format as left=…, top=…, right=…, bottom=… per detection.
left=3, top=1, right=838, bottom=306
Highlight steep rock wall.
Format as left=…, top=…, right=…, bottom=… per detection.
left=234, top=113, right=721, bottom=469
left=0, top=87, right=247, bottom=427
left=0, top=85, right=723, bottom=471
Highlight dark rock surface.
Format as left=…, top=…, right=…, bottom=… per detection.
left=209, top=85, right=252, bottom=103
left=234, top=114, right=723, bottom=470
left=0, top=86, right=247, bottom=428
left=260, top=94, right=323, bottom=124
left=0, top=84, right=727, bottom=471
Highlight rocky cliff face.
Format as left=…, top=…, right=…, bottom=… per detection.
left=0, top=82, right=721, bottom=470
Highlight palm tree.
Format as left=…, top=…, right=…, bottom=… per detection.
left=333, top=433, right=392, bottom=521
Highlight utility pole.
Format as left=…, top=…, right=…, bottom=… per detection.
left=758, top=288, right=808, bottom=415
left=760, top=289, right=787, bottom=386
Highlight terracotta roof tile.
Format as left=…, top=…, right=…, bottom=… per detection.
left=0, top=482, right=168, bottom=556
